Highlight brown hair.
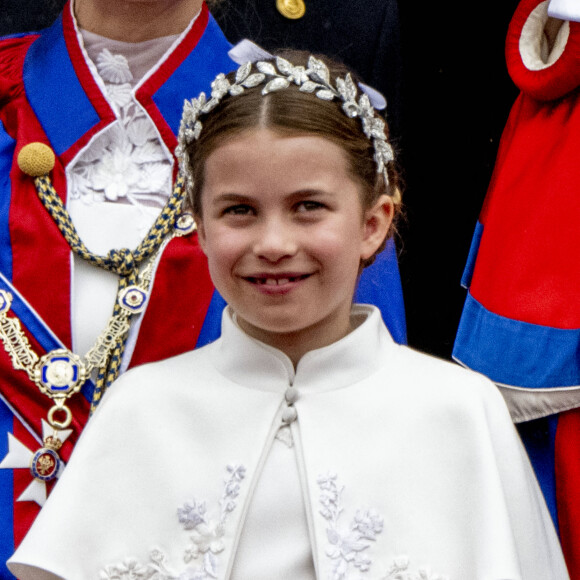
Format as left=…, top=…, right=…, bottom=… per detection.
left=185, top=50, right=403, bottom=265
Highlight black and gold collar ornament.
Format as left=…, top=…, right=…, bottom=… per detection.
left=0, top=142, right=195, bottom=493
left=276, top=0, right=306, bottom=20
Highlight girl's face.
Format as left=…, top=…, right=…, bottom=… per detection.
left=196, top=128, right=393, bottom=363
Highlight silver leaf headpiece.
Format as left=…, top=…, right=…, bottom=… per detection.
left=176, top=55, right=395, bottom=191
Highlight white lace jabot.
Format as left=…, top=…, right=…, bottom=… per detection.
left=70, top=28, right=179, bottom=213
left=67, top=27, right=184, bottom=356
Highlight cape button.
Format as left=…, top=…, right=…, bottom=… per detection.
left=276, top=0, right=306, bottom=20
left=285, top=387, right=298, bottom=404
left=282, top=406, right=298, bottom=424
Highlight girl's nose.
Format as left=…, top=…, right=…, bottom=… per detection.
left=253, top=219, right=298, bottom=262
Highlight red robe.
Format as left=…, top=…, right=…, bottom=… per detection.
left=0, top=2, right=235, bottom=569
left=453, top=0, right=580, bottom=573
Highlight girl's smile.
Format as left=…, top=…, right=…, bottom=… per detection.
left=196, top=128, right=392, bottom=364
left=243, top=273, right=312, bottom=293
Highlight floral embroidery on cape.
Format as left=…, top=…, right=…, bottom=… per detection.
left=317, top=473, right=449, bottom=580
left=101, top=464, right=246, bottom=580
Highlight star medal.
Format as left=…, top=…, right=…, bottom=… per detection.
left=0, top=147, right=194, bottom=502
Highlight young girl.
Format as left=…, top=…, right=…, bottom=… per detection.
left=9, top=51, right=567, bottom=579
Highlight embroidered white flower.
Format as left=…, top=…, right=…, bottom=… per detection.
left=126, top=117, right=160, bottom=147
left=91, top=148, right=141, bottom=201
left=102, top=464, right=246, bottom=580
left=317, top=473, right=449, bottom=580
left=317, top=472, right=383, bottom=579
left=133, top=141, right=171, bottom=164
left=69, top=47, right=173, bottom=209
left=106, top=83, right=134, bottom=113
left=185, top=522, right=226, bottom=560
left=135, top=163, right=172, bottom=196
left=178, top=499, right=208, bottom=530
left=381, top=556, right=450, bottom=580
left=100, top=557, right=155, bottom=579
left=353, top=509, right=384, bottom=541
left=97, top=49, right=134, bottom=84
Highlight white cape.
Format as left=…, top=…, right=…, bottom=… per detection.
left=9, top=306, right=568, bottom=579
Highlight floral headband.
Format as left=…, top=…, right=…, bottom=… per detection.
left=176, top=53, right=395, bottom=191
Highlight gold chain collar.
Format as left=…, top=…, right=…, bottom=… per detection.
left=0, top=143, right=195, bottom=483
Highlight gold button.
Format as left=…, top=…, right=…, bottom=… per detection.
left=17, top=143, right=55, bottom=177
left=276, top=0, right=306, bottom=20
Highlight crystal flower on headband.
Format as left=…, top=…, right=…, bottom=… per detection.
left=176, top=55, right=395, bottom=190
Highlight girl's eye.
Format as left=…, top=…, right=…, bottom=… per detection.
left=223, top=204, right=254, bottom=216
left=296, top=200, right=325, bottom=213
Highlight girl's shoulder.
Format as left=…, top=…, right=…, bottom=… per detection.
left=385, top=342, right=509, bottom=416
left=104, top=341, right=221, bottom=401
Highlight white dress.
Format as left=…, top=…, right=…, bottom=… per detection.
left=8, top=306, right=568, bottom=579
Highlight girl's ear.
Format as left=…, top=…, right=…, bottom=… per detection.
left=360, top=195, right=394, bottom=261
left=195, top=216, right=207, bottom=255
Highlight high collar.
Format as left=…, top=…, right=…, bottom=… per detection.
left=22, top=0, right=235, bottom=165
left=211, top=304, right=395, bottom=394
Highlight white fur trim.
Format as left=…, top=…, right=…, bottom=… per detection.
left=520, top=1, right=570, bottom=70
